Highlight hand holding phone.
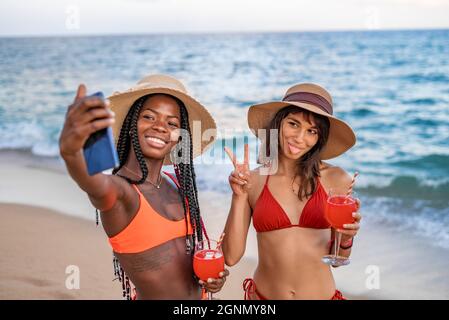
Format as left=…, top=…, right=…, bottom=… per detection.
left=83, top=92, right=119, bottom=175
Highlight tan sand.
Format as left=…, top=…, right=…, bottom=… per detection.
left=0, top=203, right=121, bottom=299
left=0, top=202, right=255, bottom=300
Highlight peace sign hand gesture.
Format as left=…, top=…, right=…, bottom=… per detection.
left=224, top=144, right=251, bottom=197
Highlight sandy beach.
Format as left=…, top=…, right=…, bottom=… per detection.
left=1, top=150, right=449, bottom=300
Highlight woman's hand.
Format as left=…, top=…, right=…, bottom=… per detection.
left=224, top=144, right=251, bottom=197
left=59, top=84, right=115, bottom=158
left=199, top=269, right=230, bottom=294
left=337, top=198, right=362, bottom=243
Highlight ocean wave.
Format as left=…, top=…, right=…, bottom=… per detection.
left=391, top=154, right=449, bottom=174
left=400, top=73, right=449, bottom=84
left=359, top=175, right=449, bottom=202
left=362, top=196, right=449, bottom=249
left=223, top=96, right=257, bottom=108
left=405, top=118, right=445, bottom=127
left=388, top=59, right=407, bottom=67
left=348, top=108, right=377, bottom=117
left=0, top=122, right=46, bottom=150
left=403, top=98, right=440, bottom=106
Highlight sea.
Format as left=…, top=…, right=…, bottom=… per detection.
left=1, top=29, right=448, bottom=248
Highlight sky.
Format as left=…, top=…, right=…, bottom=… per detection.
left=1, top=0, right=449, bottom=36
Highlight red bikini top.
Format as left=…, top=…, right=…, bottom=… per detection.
left=252, top=175, right=331, bottom=232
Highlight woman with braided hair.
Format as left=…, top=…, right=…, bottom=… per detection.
left=59, top=74, right=229, bottom=299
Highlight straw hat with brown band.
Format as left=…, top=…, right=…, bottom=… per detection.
left=247, top=83, right=356, bottom=160
left=108, top=74, right=217, bottom=165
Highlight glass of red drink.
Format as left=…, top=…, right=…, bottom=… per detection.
left=193, top=239, right=225, bottom=300
left=322, top=190, right=357, bottom=267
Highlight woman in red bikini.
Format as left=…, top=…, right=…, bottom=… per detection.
left=59, top=74, right=229, bottom=299
left=222, top=83, right=361, bottom=300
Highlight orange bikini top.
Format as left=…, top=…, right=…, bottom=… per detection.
left=108, top=172, right=193, bottom=254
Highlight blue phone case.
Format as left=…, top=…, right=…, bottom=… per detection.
left=83, top=92, right=119, bottom=176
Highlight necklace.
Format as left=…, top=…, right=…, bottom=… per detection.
left=291, top=175, right=299, bottom=195
left=122, top=166, right=163, bottom=189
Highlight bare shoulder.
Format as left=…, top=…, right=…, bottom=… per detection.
left=102, top=173, right=139, bottom=213
left=110, top=173, right=136, bottom=199
left=250, top=166, right=268, bottom=185
left=247, top=166, right=268, bottom=204
left=319, top=162, right=352, bottom=191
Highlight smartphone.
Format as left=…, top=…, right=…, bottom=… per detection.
left=82, top=92, right=119, bottom=176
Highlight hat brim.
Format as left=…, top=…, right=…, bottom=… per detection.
left=109, top=87, right=217, bottom=165
left=248, top=101, right=356, bottom=160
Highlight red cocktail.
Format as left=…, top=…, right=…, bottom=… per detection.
left=325, top=195, right=357, bottom=229
left=193, top=239, right=225, bottom=300
left=322, top=192, right=358, bottom=267
left=193, top=249, right=225, bottom=281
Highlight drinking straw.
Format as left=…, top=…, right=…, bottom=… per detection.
left=216, top=232, right=226, bottom=250
left=346, top=171, right=359, bottom=197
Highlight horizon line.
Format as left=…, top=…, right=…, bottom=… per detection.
left=1, top=26, right=448, bottom=39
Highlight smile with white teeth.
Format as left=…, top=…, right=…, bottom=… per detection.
left=145, top=136, right=167, bottom=147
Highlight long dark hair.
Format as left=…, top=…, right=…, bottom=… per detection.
left=109, top=93, right=203, bottom=299
left=266, top=105, right=330, bottom=201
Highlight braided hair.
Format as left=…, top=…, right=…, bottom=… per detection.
left=174, top=101, right=204, bottom=251
left=108, top=93, right=204, bottom=299
left=112, top=95, right=148, bottom=184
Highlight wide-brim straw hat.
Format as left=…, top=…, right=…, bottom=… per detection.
left=108, top=74, right=217, bottom=165
left=248, top=83, right=356, bottom=160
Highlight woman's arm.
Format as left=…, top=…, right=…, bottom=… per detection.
left=59, top=84, right=123, bottom=211
left=222, top=192, right=252, bottom=266
left=221, top=145, right=252, bottom=266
